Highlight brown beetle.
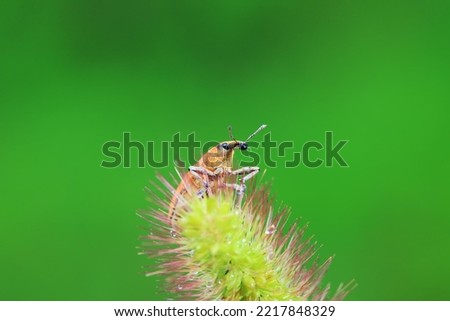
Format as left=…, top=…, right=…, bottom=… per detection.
left=168, top=124, right=267, bottom=222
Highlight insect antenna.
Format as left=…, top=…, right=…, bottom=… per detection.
left=246, top=124, right=267, bottom=141
left=228, top=125, right=238, bottom=143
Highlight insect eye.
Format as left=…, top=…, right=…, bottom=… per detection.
left=221, top=143, right=230, bottom=150
left=240, top=143, right=248, bottom=150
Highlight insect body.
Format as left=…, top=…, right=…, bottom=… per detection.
left=168, top=124, right=267, bottom=222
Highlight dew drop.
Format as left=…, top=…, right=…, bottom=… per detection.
left=170, top=229, right=178, bottom=238
left=177, top=284, right=183, bottom=290
left=265, top=224, right=276, bottom=235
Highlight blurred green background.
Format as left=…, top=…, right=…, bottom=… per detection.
left=1, top=1, right=449, bottom=300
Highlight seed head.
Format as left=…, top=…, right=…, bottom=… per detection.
left=138, top=173, right=354, bottom=300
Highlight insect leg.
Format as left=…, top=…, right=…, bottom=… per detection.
left=231, top=166, right=260, bottom=184
left=189, top=166, right=215, bottom=197
left=222, top=183, right=246, bottom=193
left=228, top=166, right=260, bottom=207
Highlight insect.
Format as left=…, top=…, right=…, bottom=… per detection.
left=168, top=124, right=267, bottom=222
